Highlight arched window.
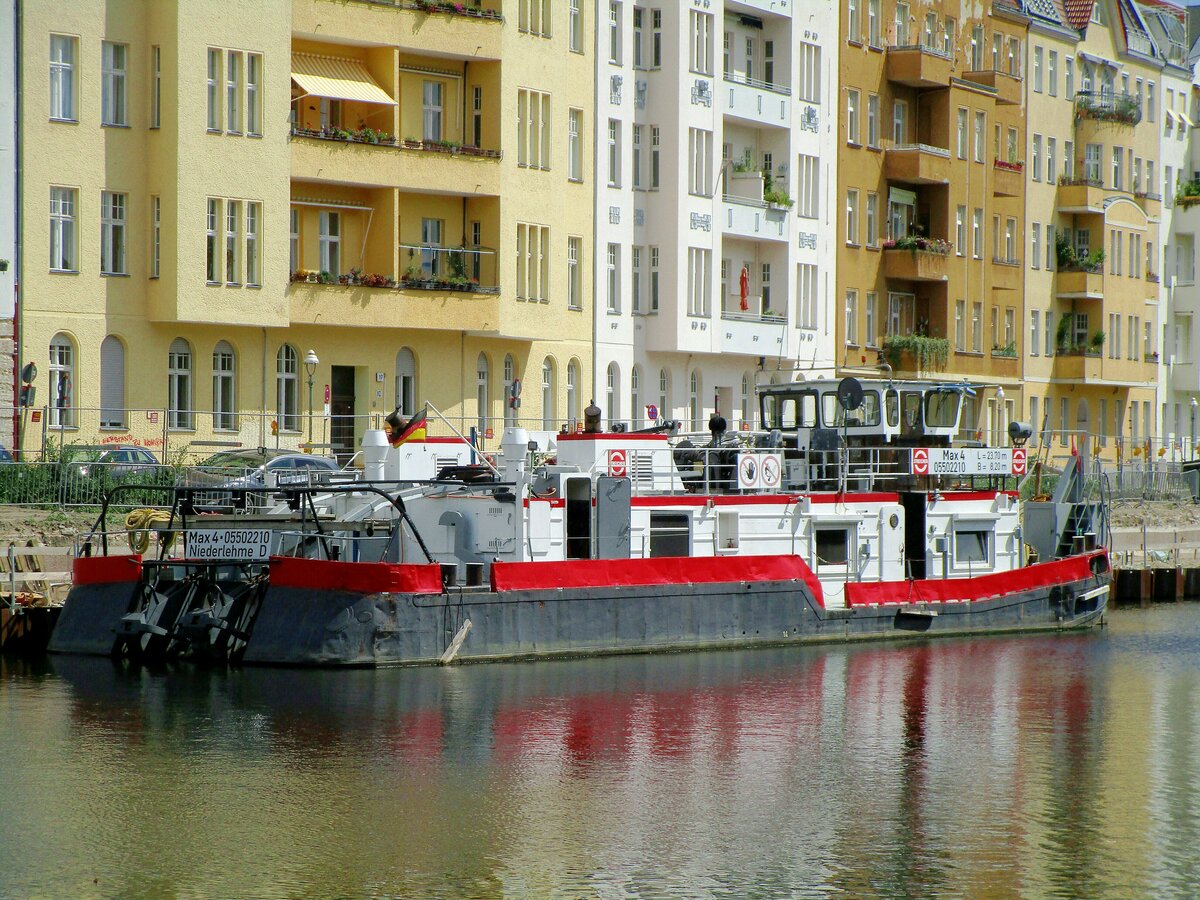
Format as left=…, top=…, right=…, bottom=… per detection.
left=395, top=347, right=416, bottom=417
left=476, top=353, right=490, bottom=437
left=566, top=358, right=580, bottom=426
left=739, top=372, right=751, bottom=429
left=541, top=357, right=556, bottom=430
left=276, top=344, right=299, bottom=432
left=503, top=354, right=517, bottom=428
left=168, top=338, right=193, bottom=430
left=689, top=370, right=702, bottom=431
left=48, top=333, right=75, bottom=428
left=605, top=362, right=619, bottom=426
left=658, top=367, right=670, bottom=423
left=630, top=366, right=642, bottom=429
left=99, top=335, right=125, bottom=428
left=212, top=341, right=236, bottom=431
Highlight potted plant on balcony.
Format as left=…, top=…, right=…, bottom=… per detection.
left=881, top=331, right=950, bottom=371
left=992, top=341, right=1017, bottom=358
left=318, top=270, right=335, bottom=284
left=1176, top=177, right=1200, bottom=208
left=1088, top=330, right=1105, bottom=356
left=763, top=186, right=794, bottom=210
left=1055, top=315, right=1072, bottom=353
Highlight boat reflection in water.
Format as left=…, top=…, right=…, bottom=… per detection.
left=2, top=618, right=1160, bottom=899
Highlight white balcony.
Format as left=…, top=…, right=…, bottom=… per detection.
left=725, top=0, right=792, bottom=17
left=723, top=75, right=791, bottom=129
left=719, top=299, right=790, bottom=355
left=723, top=195, right=789, bottom=242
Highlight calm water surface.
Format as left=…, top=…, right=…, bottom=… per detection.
left=3, top=606, right=1200, bottom=898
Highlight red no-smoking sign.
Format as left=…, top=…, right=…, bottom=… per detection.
left=607, top=448, right=627, bottom=477
left=912, top=448, right=929, bottom=476
left=1011, top=447, right=1027, bottom=475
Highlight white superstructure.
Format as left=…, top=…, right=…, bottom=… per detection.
left=592, top=0, right=837, bottom=434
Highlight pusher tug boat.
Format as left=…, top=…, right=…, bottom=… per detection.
left=50, top=377, right=1112, bottom=666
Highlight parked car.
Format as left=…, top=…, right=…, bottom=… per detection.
left=188, top=449, right=343, bottom=506
left=62, top=444, right=160, bottom=479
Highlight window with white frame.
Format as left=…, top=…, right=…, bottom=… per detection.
left=567, top=236, right=582, bottom=309
left=650, top=126, right=660, bottom=188
left=865, top=292, right=877, bottom=347
left=289, top=207, right=299, bottom=274
left=658, top=368, right=670, bottom=420
left=606, top=363, right=620, bottom=425
left=206, top=198, right=220, bottom=282
left=476, top=353, right=490, bottom=435
left=847, top=89, right=860, bottom=144
left=100, top=191, right=126, bottom=275
left=568, top=108, right=582, bottom=181
left=688, top=128, right=713, bottom=196
left=631, top=245, right=642, bottom=313
left=519, top=0, right=551, bottom=36
left=689, top=371, right=702, bottom=431
left=607, top=118, right=621, bottom=186
left=50, top=35, right=77, bottom=121
left=690, top=10, right=712, bottom=74
left=276, top=344, right=299, bottom=432
left=502, top=354, right=516, bottom=428
left=797, top=154, right=819, bottom=219
left=567, top=358, right=581, bottom=425
left=541, top=358, right=556, bottom=430
left=225, top=200, right=241, bottom=284
left=955, top=299, right=966, bottom=350
left=168, top=338, right=194, bottom=430
left=101, top=42, right=127, bottom=126
left=246, top=53, right=261, bottom=135
left=845, top=290, right=858, bottom=344
left=206, top=48, right=221, bottom=130
left=517, top=89, right=551, bottom=169
left=955, top=205, right=965, bottom=255
left=150, top=194, right=161, bottom=278
left=245, top=202, right=260, bottom=286
left=50, top=187, right=77, bottom=272
left=226, top=50, right=241, bottom=133
left=973, top=111, right=985, bottom=162
left=100, top=335, right=126, bottom=428
left=1031, top=223, right=1040, bottom=270
left=867, top=94, right=879, bottom=148
left=846, top=189, right=859, bottom=244
left=799, top=43, right=821, bottom=101
left=213, top=341, right=236, bottom=431
left=422, top=80, right=443, bottom=142
left=972, top=208, right=982, bottom=258
left=49, top=334, right=75, bottom=428
left=319, top=210, right=339, bottom=276
left=607, top=243, right=620, bottom=312
left=631, top=367, right=642, bottom=428
left=687, top=248, right=711, bottom=317
left=649, top=246, right=660, bottom=311
left=956, top=108, right=968, bottom=158
left=866, top=192, right=878, bottom=247
left=798, top=263, right=818, bottom=328
left=609, top=2, right=622, bottom=64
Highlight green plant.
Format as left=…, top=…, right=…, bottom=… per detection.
left=318, top=270, right=335, bottom=284
left=992, top=341, right=1017, bottom=357
left=1089, top=329, right=1106, bottom=351
left=763, top=187, right=794, bottom=208
left=732, top=149, right=757, bottom=173
left=1176, top=178, right=1200, bottom=205
left=448, top=248, right=468, bottom=280
left=882, top=333, right=950, bottom=370
left=1055, top=315, right=1072, bottom=351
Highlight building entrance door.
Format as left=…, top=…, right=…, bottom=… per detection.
left=330, top=365, right=356, bottom=462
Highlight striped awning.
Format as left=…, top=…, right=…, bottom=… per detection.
left=291, top=53, right=395, bottom=106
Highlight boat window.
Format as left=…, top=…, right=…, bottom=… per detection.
left=924, top=390, right=961, bottom=429
left=954, top=528, right=990, bottom=564
left=649, top=512, right=690, bottom=557
left=886, top=390, right=899, bottom=427
left=815, top=527, right=851, bottom=566
left=820, top=391, right=881, bottom=427
left=900, top=391, right=924, bottom=437
left=765, top=392, right=817, bottom=429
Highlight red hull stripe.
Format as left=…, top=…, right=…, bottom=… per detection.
left=491, top=553, right=825, bottom=603
left=269, top=556, right=444, bottom=594
left=844, top=551, right=1106, bottom=606
left=73, top=554, right=143, bottom=585
left=557, top=432, right=669, bottom=442
left=807, top=492, right=900, bottom=504
left=629, top=494, right=803, bottom=507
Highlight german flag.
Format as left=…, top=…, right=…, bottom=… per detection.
left=390, top=407, right=428, bottom=447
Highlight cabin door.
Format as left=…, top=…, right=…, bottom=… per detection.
left=565, top=476, right=592, bottom=559
left=900, top=492, right=926, bottom=579
left=595, top=475, right=631, bottom=559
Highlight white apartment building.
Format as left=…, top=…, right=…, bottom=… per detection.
left=593, top=0, right=836, bottom=432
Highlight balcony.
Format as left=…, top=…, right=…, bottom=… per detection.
left=885, top=45, right=953, bottom=89
left=884, top=144, right=951, bottom=185
left=1056, top=176, right=1108, bottom=213
left=1135, top=191, right=1162, bottom=216
left=1052, top=349, right=1103, bottom=381
left=726, top=0, right=791, bottom=17
left=962, top=68, right=1023, bottom=105
left=1074, top=90, right=1142, bottom=127
left=723, top=74, right=792, bottom=129
left=290, top=128, right=501, bottom=195
left=291, top=0, right=503, bottom=60
left=991, top=257, right=1021, bottom=290
left=1056, top=266, right=1104, bottom=299
left=993, top=160, right=1023, bottom=197
left=722, top=195, right=789, bottom=242
left=719, top=298, right=789, bottom=354
left=881, top=243, right=950, bottom=282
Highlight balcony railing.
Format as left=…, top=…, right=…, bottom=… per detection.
left=348, top=0, right=503, bottom=20
left=721, top=295, right=787, bottom=324
left=1074, top=90, right=1142, bottom=126
left=290, top=125, right=501, bottom=159
left=994, top=159, right=1024, bottom=173
left=888, top=43, right=952, bottom=60
left=723, top=70, right=791, bottom=96
left=291, top=245, right=499, bottom=294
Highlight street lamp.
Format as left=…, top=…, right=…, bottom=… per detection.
left=304, top=349, right=319, bottom=448
left=1191, top=396, right=1197, bottom=461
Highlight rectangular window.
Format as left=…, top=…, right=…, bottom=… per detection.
left=1046, top=225, right=1055, bottom=270
left=954, top=529, right=991, bottom=566
left=1112, top=146, right=1123, bottom=190
left=1048, top=50, right=1057, bottom=96
left=687, top=248, right=711, bottom=317
left=226, top=50, right=241, bottom=133
left=956, top=107, right=968, bottom=159
left=1148, top=82, right=1156, bottom=123
left=867, top=94, right=879, bottom=148
left=956, top=205, right=965, bottom=255
left=1030, top=310, right=1040, bottom=356
left=972, top=301, right=983, bottom=352
left=247, top=53, right=262, bottom=135
left=609, top=2, right=621, bottom=64
left=865, top=292, right=878, bottom=347
left=633, top=7, right=644, bottom=67
left=650, top=126, right=660, bottom=188
left=207, top=48, right=221, bottom=130
left=972, top=208, right=983, bottom=258
left=245, top=202, right=260, bottom=286
left=319, top=210, right=340, bottom=276
left=49, top=187, right=77, bottom=272
left=651, top=9, right=662, bottom=67
left=799, top=43, right=821, bottom=102
left=517, top=89, right=551, bottom=169
left=631, top=245, right=642, bottom=313
left=846, top=190, right=859, bottom=245
left=472, top=85, right=482, bottom=146
left=101, top=42, right=127, bottom=126
left=50, top=35, right=77, bottom=121
left=289, top=208, right=299, bottom=274
left=569, top=0, right=582, bottom=51
left=150, top=194, right=161, bottom=278
left=1065, top=56, right=1074, bottom=98
left=423, top=80, right=444, bottom=142
left=225, top=200, right=241, bottom=284
left=973, top=110, right=985, bottom=162
left=796, top=154, right=819, bottom=219
left=649, top=246, right=660, bottom=311
left=206, top=198, right=220, bottom=282
left=100, top=191, right=126, bottom=275
left=1032, top=134, right=1041, bottom=181
left=848, top=0, right=861, bottom=40
left=568, top=108, right=582, bottom=181
left=690, top=10, right=712, bottom=74
left=1033, top=45, right=1043, bottom=93
left=1064, top=140, right=1074, bottom=178
left=688, top=128, right=713, bottom=196
left=955, top=300, right=966, bottom=350
left=607, top=118, right=621, bottom=186
left=1032, top=223, right=1041, bottom=270
left=892, top=99, right=907, bottom=143
left=845, top=290, right=858, bottom=344
left=150, top=45, right=162, bottom=128
left=607, top=243, right=620, bottom=312
left=847, top=90, right=860, bottom=144
left=567, top=236, right=582, bottom=309
left=1047, top=137, right=1057, bottom=183
left=866, top=192, right=878, bottom=247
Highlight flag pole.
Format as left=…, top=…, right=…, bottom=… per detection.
left=424, top=402, right=503, bottom=477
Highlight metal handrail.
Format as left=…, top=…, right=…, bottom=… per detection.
left=722, top=71, right=792, bottom=96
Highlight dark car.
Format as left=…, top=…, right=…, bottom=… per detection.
left=62, top=444, right=160, bottom=479
left=191, top=448, right=342, bottom=491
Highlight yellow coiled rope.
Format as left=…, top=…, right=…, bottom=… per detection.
left=125, top=509, right=176, bottom=555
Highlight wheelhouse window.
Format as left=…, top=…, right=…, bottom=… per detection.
left=815, top=527, right=851, bottom=566
left=924, top=390, right=961, bottom=429
left=649, top=512, right=690, bottom=558
left=954, top=527, right=991, bottom=565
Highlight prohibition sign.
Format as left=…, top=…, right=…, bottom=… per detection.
left=760, top=455, right=782, bottom=489
left=608, top=448, right=628, bottom=477
left=1011, top=447, right=1027, bottom=476
left=912, top=448, right=929, bottom=476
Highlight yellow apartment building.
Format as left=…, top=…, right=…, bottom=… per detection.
left=17, top=0, right=593, bottom=458
left=837, top=0, right=1029, bottom=443
left=1021, top=0, right=1165, bottom=461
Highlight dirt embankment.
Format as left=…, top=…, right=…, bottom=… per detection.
left=0, top=507, right=102, bottom=549
left=1109, top=499, right=1200, bottom=530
